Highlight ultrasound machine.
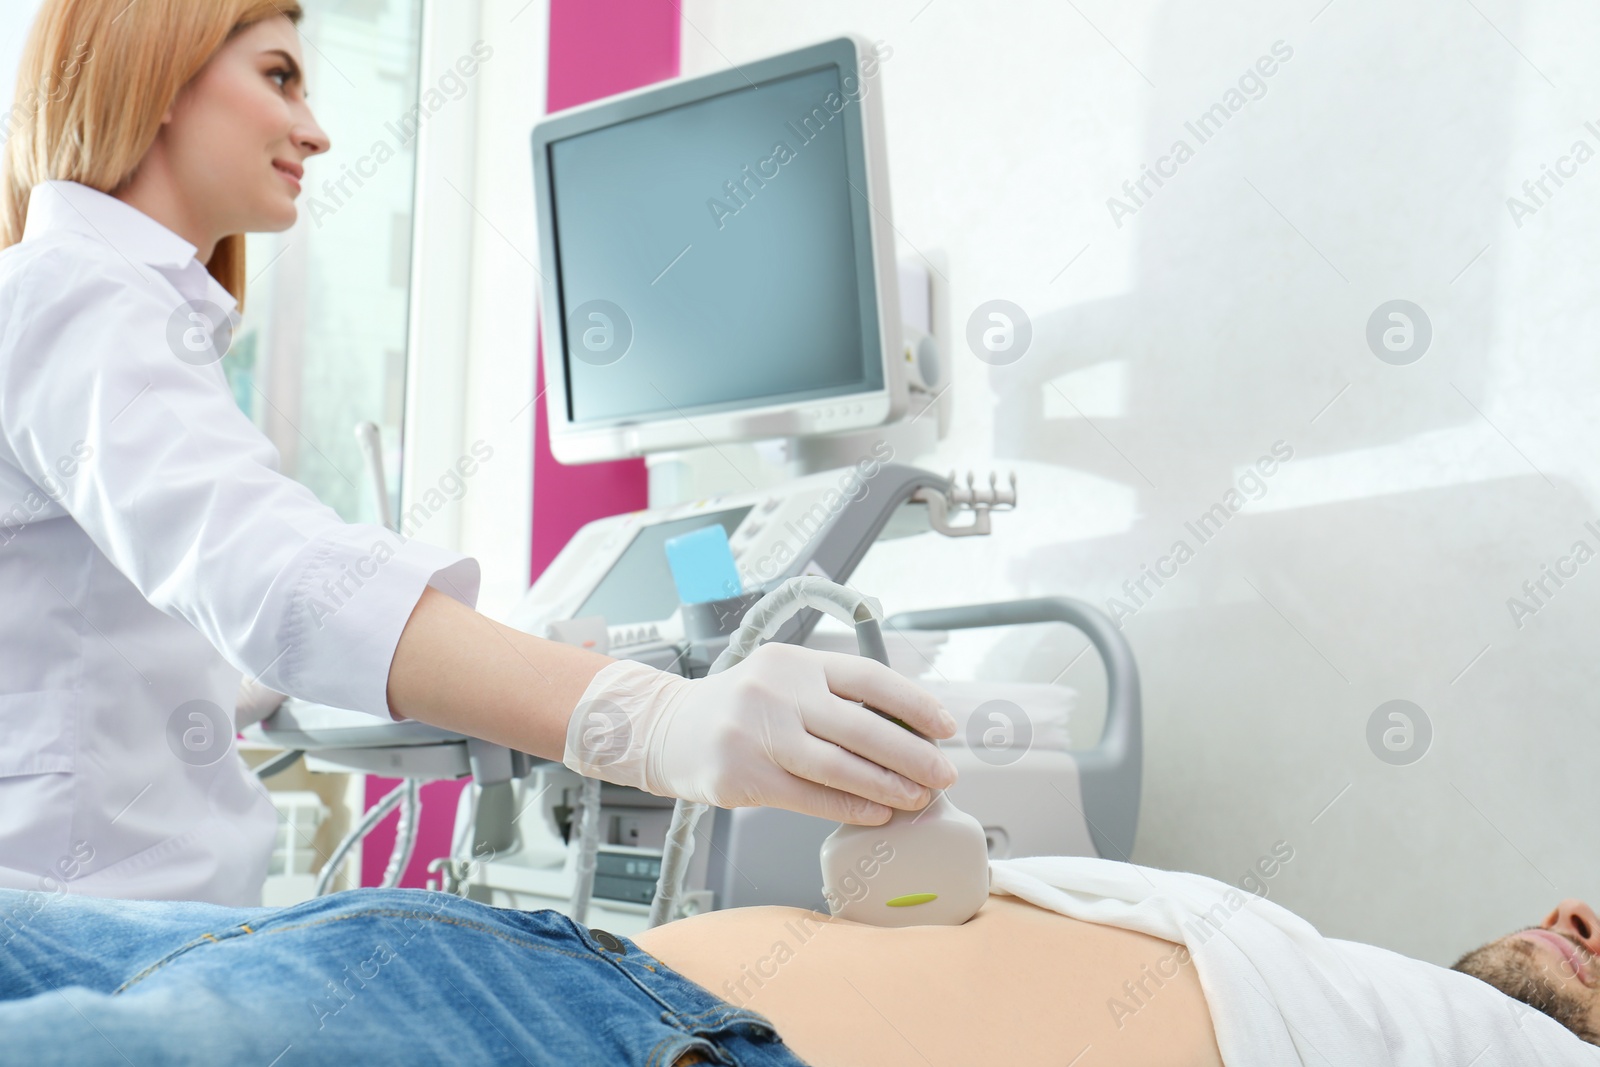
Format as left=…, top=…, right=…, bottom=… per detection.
left=251, top=35, right=1142, bottom=934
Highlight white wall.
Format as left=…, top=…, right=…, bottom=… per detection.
left=453, top=0, right=548, bottom=618
left=683, top=0, right=1600, bottom=967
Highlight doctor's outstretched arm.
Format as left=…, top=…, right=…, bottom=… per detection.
left=387, top=585, right=959, bottom=825
left=0, top=238, right=952, bottom=830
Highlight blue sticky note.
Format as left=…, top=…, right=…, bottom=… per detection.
left=664, top=525, right=744, bottom=605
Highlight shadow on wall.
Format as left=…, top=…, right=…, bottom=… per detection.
left=967, top=0, right=1600, bottom=964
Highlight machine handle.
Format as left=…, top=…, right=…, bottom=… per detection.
left=881, top=597, right=1142, bottom=861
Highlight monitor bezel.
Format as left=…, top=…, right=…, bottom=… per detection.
left=530, top=34, right=906, bottom=465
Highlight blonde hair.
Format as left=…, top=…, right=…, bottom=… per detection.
left=1, top=0, right=304, bottom=304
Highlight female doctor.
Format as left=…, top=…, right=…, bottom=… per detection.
left=0, top=0, right=957, bottom=906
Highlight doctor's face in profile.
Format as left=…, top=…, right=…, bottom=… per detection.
left=1451, top=898, right=1600, bottom=1044
left=155, top=15, right=330, bottom=237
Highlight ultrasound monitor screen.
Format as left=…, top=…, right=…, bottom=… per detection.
left=545, top=64, right=881, bottom=425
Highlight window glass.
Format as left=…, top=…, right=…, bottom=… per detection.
left=234, top=0, right=425, bottom=527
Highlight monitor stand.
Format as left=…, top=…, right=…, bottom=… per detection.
left=643, top=389, right=944, bottom=510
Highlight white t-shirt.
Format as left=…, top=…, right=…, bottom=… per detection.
left=990, top=855, right=1600, bottom=1066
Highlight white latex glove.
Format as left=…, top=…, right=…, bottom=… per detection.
left=562, top=643, right=960, bottom=825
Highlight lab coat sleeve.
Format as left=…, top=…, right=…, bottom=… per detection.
left=0, top=246, right=482, bottom=719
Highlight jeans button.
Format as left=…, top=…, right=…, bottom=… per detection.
left=593, top=929, right=626, bottom=955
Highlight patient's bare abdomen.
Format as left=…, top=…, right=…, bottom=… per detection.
left=634, top=894, right=1222, bottom=1067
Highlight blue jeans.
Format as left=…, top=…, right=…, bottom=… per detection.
left=0, top=886, right=812, bottom=1066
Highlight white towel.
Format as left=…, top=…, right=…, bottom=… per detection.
left=988, top=855, right=1600, bottom=1066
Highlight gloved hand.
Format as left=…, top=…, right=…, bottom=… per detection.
left=562, top=642, right=960, bottom=825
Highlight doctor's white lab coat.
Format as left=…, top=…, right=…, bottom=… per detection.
left=0, top=181, right=480, bottom=905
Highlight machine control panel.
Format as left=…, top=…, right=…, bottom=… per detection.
left=505, top=459, right=947, bottom=655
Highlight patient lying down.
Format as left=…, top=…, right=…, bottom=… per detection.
left=639, top=860, right=1600, bottom=1067
left=647, top=853, right=1600, bottom=1066
left=5, top=856, right=1600, bottom=1065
